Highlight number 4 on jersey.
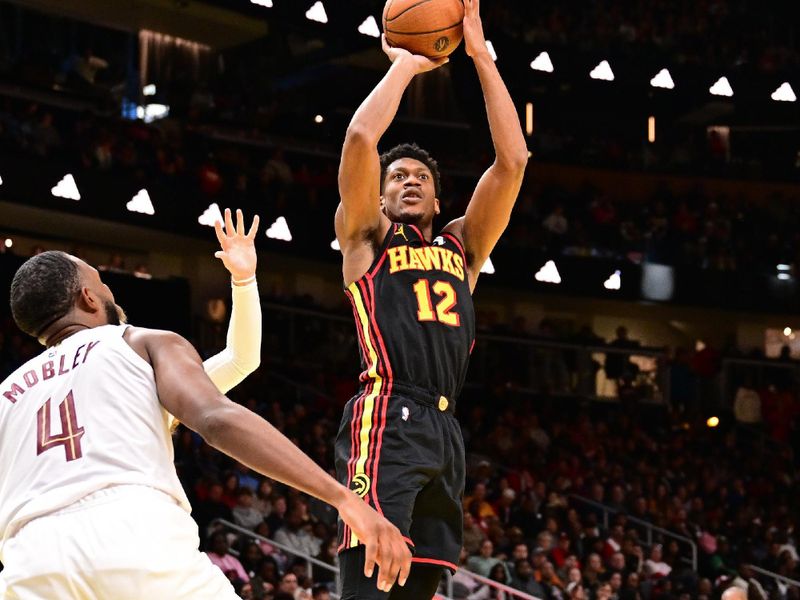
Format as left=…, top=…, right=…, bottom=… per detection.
left=37, top=391, right=85, bottom=462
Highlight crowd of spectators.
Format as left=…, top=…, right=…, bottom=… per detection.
left=3, top=97, right=800, bottom=280
left=489, top=0, right=799, bottom=74
left=2, top=253, right=800, bottom=598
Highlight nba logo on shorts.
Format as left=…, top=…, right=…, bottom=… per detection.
left=402, top=406, right=410, bottom=421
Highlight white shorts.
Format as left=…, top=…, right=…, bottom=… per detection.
left=1, top=484, right=239, bottom=600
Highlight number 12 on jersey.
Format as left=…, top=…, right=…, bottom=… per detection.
left=37, top=391, right=85, bottom=462
left=413, top=279, right=461, bottom=327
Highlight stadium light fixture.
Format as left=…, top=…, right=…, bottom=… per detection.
left=136, top=103, right=170, bottom=123
left=535, top=260, right=561, bottom=284
left=706, top=416, right=720, bottom=428
left=0, top=174, right=3, bottom=185
left=314, top=114, right=324, bottom=124
left=358, top=16, right=380, bottom=38
left=771, top=82, right=797, bottom=102
left=530, top=51, right=553, bottom=73
left=4, top=238, right=11, bottom=248
left=778, top=273, right=792, bottom=281
left=266, top=216, right=293, bottom=242
left=198, top=203, right=223, bottom=227
left=709, top=77, right=733, bottom=97
left=648, top=116, right=656, bottom=143
left=784, top=327, right=792, bottom=336
left=331, top=238, right=340, bottom=251
left=306, top=1, right=328, bottom=23
left=650, top=68, right=675, bottom=89
left=778, top=264, right=791, bottom=271
left=485, top=41, right=497, bottom=61
left=51, top=174, right=80, bottom=201
left=250, top=0, right=273, bottom=7
left=589, top=60, right=614, bottom=82
left=480, top=256, right=495, bottom=275
left=126, top=189, right=155, bottom=215
left=604, top=270, right=621, bottom=290
left=142, top=84, right=156, bottom=96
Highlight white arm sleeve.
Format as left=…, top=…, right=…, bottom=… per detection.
left=168, top=280, right=262, bottom=431
left=202, top=279, right=262, bottom=393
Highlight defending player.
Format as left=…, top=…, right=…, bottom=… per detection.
left=333, top=1, right=528, bottom=598
left=0, top=229, right=411, bottom=598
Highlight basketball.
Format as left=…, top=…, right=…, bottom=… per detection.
left=383, top=0, right=465, bottom=59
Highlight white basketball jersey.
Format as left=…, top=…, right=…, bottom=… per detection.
left=0, top=325, right=190, bottom=559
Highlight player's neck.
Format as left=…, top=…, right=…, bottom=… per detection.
left=44, top=323, right=93, bottom=348
left=399, top=220, right=434, bottom=242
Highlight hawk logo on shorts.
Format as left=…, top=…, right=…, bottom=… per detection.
left=350, top=473, right=371, bottom=498
left=434, top=36, right=450, bottom=53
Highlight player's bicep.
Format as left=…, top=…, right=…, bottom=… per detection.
left=143, top=331, right=229, bottom=434
left=337, top=128, right=383, bottom=240
left=462, top=164, right=525, bottom=266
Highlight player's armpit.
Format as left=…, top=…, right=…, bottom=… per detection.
left=459, top=161, right=526, bottom=285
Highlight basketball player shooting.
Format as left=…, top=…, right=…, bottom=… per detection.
left=0, top=211, right=411, bottom=598
left=334, top=0, right=528, bottom=598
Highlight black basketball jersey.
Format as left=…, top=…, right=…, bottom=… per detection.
left=345, top=222, right=476, bottom=404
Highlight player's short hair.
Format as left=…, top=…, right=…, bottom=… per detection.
left=380, top=143, right=442, bottom=197
left=10, top=251, right=81, bottom=338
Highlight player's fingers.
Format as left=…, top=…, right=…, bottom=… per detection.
left=214, top=251, right=225, bottom=260
left=381, top=34, right=393, bottom=53
left=363, top=540, right=378, bottom=580
left=236, top=208, right=245, bottom=236
left=214, top=219, right=226, bottom=246
left=247, top=214, right=261, bottom=239
left=224, top=207, right=234, bottom=236
left=398, top=545, right=411, bottom=587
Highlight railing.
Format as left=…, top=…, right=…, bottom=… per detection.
left=568, top=495, right=698, bottom=572
left=213, top=519, right=343, bottom=598
left=199, top=301, right=674, bottom=405
left=749, top=565, right=800, bottom=593
left=442, top=569, right=544, bottom=600
left=471, top=332, right=670, bottom=404
left=213, top=519, right=547, bottom=600
left=721, top=356, right=800, bottom=408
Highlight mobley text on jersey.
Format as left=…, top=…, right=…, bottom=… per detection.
left=2, top=340, right=101, bottom=404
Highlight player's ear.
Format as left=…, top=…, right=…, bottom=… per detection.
left=380, top=196, right=387, bottom=212
left=77, top=286, right=101, bottom=314
left=434, top=197, right=440, bottom=216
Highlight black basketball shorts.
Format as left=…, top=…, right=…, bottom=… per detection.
left=334, top=381, right=465, bottom=573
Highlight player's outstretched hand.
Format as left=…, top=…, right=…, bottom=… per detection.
left=463, top=0, right=489, bottom=58
left=337, top=491, right=412, bottom=593
left=382, top=34, right=449, bottom=74
left=214, top=208, right=260, bottom=282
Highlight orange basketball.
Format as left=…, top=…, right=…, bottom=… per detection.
left=383, top=0, right=465, bottom=59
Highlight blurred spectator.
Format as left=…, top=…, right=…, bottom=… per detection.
left=273, top=505, right=321, bottom=558
left=206, top=531, right=250, bottom=584
left=194, top=481, right=233, bottom=537
left=467, top=540, right=503, bottom=577
left=233, top=487, right=264, bottom=531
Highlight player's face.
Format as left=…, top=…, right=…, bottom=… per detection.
left=72, top=257, right=128, bottom=325
left=381, top=158, right=439, bottom=226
